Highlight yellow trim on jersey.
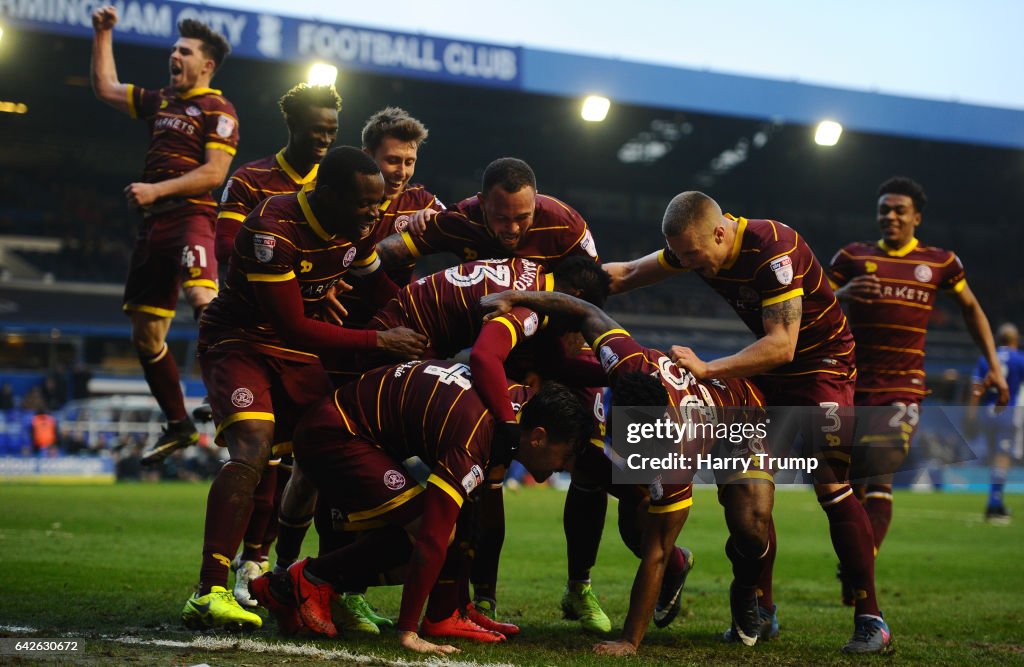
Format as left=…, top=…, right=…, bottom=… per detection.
left=206, top=142, right=237, bottom=155
left=275, top=149, right=318, bottom=185
left=126, top=84, right=138, bottom=119
left=218, top=211, right=247, bottom=222
left=722, top=215, right=748, bottom=270
left=379, top=198, right=392, bottom=212
left=122, top=303, right=176, bottom=319
left=180, top=87, right=222, bottom=99
left=590, top=437, right=605, bottom=450
left=877, top=237, right=919, bottom=257
left=182, top=278, right=218, bottom=290
left=428, top=474, right=465, bottom=508
left=657, top=249, right=688, bottom=272
left=298, top=189, right=333, bottom=241
left=352, top=251, right=379, bottom=268
left=248, top=270, right=296, bottom=283
left=827, top=278, right=840, bottom=290
left=544, top=272, right=555, bottom=291
left=949, top=278, right=967, bottom=294
left=215, top=411, right=275, bottom=441
left=271, top=441, right=293, bottom=457
left=761, top=288, right=803, bottom=307
left=491, top=316, right=519, bottom=347
left=594, top=328, right=629, bottom=348
left=648, top=497, right=693, bottom=514
left=400, top=231, right=422, bottom=257
left=346, top=484, right=426, bottom=522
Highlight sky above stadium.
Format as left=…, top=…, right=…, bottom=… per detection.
left=197, top=0, right=1024, bottom=111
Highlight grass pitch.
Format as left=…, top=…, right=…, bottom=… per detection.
left=0, top=482, right=1021, bottom=665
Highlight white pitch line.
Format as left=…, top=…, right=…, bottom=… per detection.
left=0, top=626, right=513, bottom=667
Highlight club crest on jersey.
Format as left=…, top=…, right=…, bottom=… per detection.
left=231, top=387, right=254, bottom=408
left=462, top=465, right=484, bottom=494
left=185, top=104, right=202, bottom=117
left=342, top=246, right=358, bottom=267
left=253, top=234, right=276, bottom=263
left=383, top=469, right=407, bottom=491
left=216, top=115, right=236, bottom=138
left=523, top=312, right=539, bottom=337
left=770, top=255, right=793, bottom=286
left=914, top=264, right=933, bottom=282
left=598, top=344, right=620, bottom=372
left=394, top=214, right=411, bottom=232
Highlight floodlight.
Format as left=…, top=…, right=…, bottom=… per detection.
left=814, top=120, right=843, bottom=146
left=307, top=63, right=338, bottom=86
left=581, top=95, right=610, bottom=122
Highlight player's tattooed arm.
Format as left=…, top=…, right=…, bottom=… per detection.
left=480, top=291, right=618, bottom=347
left=376, top=232, right=416, bottom=268
left=762, top=296, right=802, bottom=327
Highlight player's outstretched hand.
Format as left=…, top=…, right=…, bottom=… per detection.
left=977, top=367, right=1011, bottom=410
left=377, top=327, right=428, bottom=359
left=593, top=639, right=637, bottom=656
left=670, top=345, right=709, bottom=380
left=323, top=280, right=352, bottom=326
left=405, top=208, right=438, bottom=237
left=837, top=274, right=881, bottom=303
left=479, top=292, right=518, bottom=321
left=399, top=631, right=460, bottom=655
left=92, top=5, right=118, bottom=31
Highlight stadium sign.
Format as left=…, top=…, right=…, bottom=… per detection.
left=0, top=0, right=522, bottom=87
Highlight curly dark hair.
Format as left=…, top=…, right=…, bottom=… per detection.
left=361, top=107, right=428, bottom=153
left=177, top=19, right=231, bottom=71
left=519, top=381, right=592, bottom=455
left=612, top=371, right=668, bottom=408
left=482, top=157, right=536, bottom=195
left=553, top=256, right=611, bottom=308
left=278, top=83, right=342, bottom=122
left=878, top=176, right=927, bottom=213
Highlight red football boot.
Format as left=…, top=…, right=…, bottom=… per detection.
left=288, top=558, right=338, bottom=638
left=466, top=603, right=520, bottom=637
left=248, top=572, right=305, bottom=636
left=420, top=610, right=506, bottom=643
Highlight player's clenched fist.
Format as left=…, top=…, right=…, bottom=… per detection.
left=92, top=5, right=118, bottom=31
left=376, top=326, right=428, bottom=359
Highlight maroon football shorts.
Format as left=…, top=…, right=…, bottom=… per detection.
left=854, top=391, right=921, bottom=451
left=293, top=396, right=425, bottom=530
left=199, top=343, right=332, bottom=449
left=754, top=371, right=856, bottom=483
left=123, top=206, right=218, bottom=318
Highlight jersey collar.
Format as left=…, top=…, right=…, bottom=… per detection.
left=877, top=237, right=918, bottom=257
left=723, top=214, right=748, bottom=270
left=276, top=150, right=319, bottom=186
left=179, top=87, right=221, bottom=99
left=298, top=190, right=334, bottom=241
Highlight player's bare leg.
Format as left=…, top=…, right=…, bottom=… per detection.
left=132, top=312, right=197, bottom=465
left=719, top=482, right=777, bottom=645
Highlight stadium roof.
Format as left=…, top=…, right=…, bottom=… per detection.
left=3, top=0, right=1023, bottom=149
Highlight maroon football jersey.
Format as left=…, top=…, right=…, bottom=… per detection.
left=400, top=193, right=599, bottom=267
left=335, top=360, right=534, bottom=505
left=661, top=216, right=855, bottom=378
left=200, top=190, right=379, bottom=361
left=371, top=257, right=552, bottom=358
left=828, top=238, right=966, bottom=401
left=128, top=85, right=239, bottom=209
left=594, top=328, right=767, bottom=509
left=218, top=150, right=318, bottom=224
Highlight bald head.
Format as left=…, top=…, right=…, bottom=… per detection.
left=661, top=191, right=722, bottom=238
left=996, top=323, right=1019, bottom=347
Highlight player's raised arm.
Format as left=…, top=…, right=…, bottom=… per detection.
left=602, top=249, right=676, bottom=295
left=377, top=231, right=418, bottom=268
left=90, top=6, right=131, bottom=113
left=480, top=290, right=618, bottom=347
